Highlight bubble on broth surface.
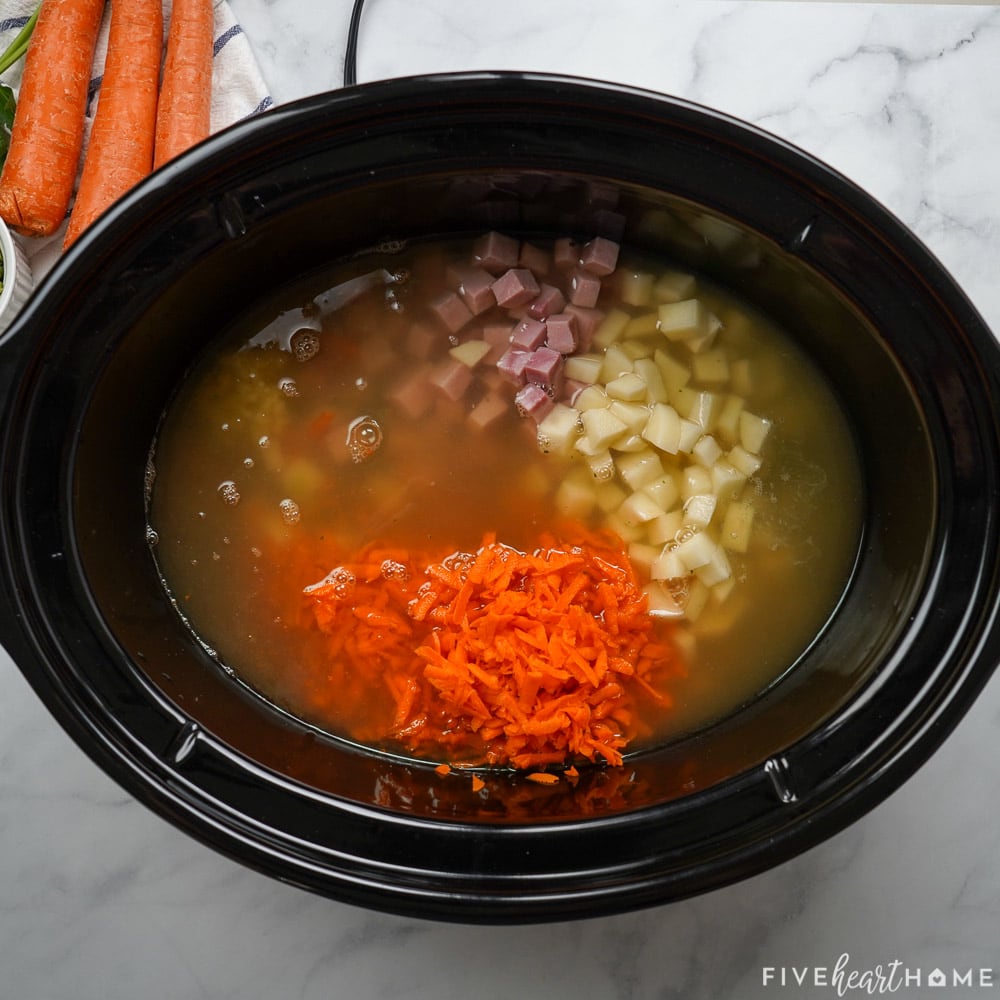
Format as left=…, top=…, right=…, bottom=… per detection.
left=346, top=415, right=383, bottom=463
left=290, top=328, right=321, bottom=362
left=218, top=480, right=240, bottom=506
left=279, top=498, right=301, bottom=524
left=145, top=526, right=159, bottom=547
left=278, top=377, right=299, bottom=398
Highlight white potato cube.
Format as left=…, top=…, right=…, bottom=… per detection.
left=449, top=339, right=491, bottom=368
left=740, top=411, right=772, bottom=453
left=606, top=372, right=648, bottom=402
left=633, top=357, right=668, bottom=403
left=564, top=353, right=603, bottom=385
left=651, top=546, right=688, bottom=582
left=721, top=499, right=756, bottom=553
left=615, top=448, right=665, bottom=490
left=592, top=308, right=630, bottom=349
left=653, top=270, right=696, bottom=304
left=642, top=402, right=682, bottom=454
left=683, top=493, right=717, bottom=528
left=581, top=407, right=629, bottom=451
left=692, top=434, right=723, bottom=468
left=647, top=509, right=685, bottom=545
left=619, top=489, right=665, bottom=526
left=599, top=342, right=635, bottom=383
left=620, top=270, right=655, bottom=307
left=536, top=403, right=581, bottom=456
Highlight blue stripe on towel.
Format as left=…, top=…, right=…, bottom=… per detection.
left=0, top=15, right=30, bottom=33
left=213, top=23, right=243, bottom=57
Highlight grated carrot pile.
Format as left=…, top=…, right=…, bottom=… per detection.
left=302, top=530, right=681, bottom=771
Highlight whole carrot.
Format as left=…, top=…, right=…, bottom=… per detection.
left=0, top=0, right=106, bottom=237
left=154, top=0, right=214, bottom=168
left=64, top=0, right=164, bottom=248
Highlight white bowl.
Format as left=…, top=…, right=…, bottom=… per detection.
left=0, top=219, right=32, bottom=335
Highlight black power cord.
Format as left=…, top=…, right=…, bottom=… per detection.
left=344, top=0, right=368, bottom=86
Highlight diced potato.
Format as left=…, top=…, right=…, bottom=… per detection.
left=604, top=510, right=646, bottom=543
left=740, top=411, right=772, bottom=453
left=728, top=445, right=762, bottom=477
left=633, top=357, right=668, bottom=403
left=683, top=493, right=717, bottom=528
left=599, top=342, right=635, bottom=383
left=729, top=357, right=753, bottom=396
left=715, top=394, right=745, bottom=445
left=623, top=312, right=659, bottom=338
left=686, top=390, right=721, bottom=431
left=657, top=299, right=721, bottom=351
left=711, top=576, right=737, bottom=605
left=591, top=308, right=630, bottom=350
left=629, top=542, right=662, bottom=577
left=609, top=399, right=652, bottom=434
left=621, top=338, right=655, bottom=361
left=691, top=347, right=729, bottom=385
left=611, top=433, right=649, bottom=454
left=653, top=270, right=696, bottom=304
left=574, top=384, right=610, bottom=411
left=675, top=530, right=717, bottom=571
left=620, top=270, right=655, bottom=307
left=606, top=372, right=648, bottom=403
left=581, top=406, right=629, bottom=451
left=685, top=578, right=711, bottom=622
left=641, top=402, right=682, bottom=454
left=586, top=450, right=615, bottom=482
left=680, top=464, right=712, bottom=499
left=647, top=509, right=684, bottom=545
left=643, top=581, right=687, bottom=618
left=654, top=348, right=691, bottom=396
left=619, top=489, right=665, bottom=526
left=615, top=448, right=665, bottom=490
left=555, top=467, right=597, bottom=518
left=677, top=418, right=702, bottom=454
left=694, top=545, right=732, bottom=587
left=642, top=473, right=679, bottom=511
left=564, top=353, right=603, bottom=385
left=594, top=480, right=628, bottom=513
left=449, top=339, right=491, bottom=368
left=536, top=403, right=581, bottom=456
left=651, top=546, right=688, bottom=582
left=692, top=434, right=722, bottom=468
left=721, top=498, right=756, bottom=552
left=711, top=460, right=747, bottom=502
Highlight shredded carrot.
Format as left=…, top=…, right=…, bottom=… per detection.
left=63, top=0, right=163, bottom=247
left=471, top=775, right=485, bottom=793
left=0, top=0, right=106, bottom=236
left=302, top=529, right=683, bottom=772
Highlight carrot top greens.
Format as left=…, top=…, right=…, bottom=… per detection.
left=303, top=529, right=684, bottom=773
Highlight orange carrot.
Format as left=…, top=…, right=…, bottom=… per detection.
left=0, top=0, right=106, bottom=237
left=63, top=0, right=163, bottom=248
left=302, top=529, right=684, bottom=772
left=153, top=0, right=214, bottom=168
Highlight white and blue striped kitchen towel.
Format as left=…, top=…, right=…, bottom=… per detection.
left=0, top=0, right=274, bottom=278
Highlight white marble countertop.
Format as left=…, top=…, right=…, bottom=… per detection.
left=4, top=1, right=1000, bottom=997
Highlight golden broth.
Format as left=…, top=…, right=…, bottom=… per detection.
left=147, top=236, right=863, bottom=760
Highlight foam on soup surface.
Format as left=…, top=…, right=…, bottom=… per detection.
left=147, top=233, right=863, bottom=774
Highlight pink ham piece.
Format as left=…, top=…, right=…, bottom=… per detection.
left=527, top=284, right=566, bottom=320
left=447, top=263, right=497, bottom=316
left=430, top=291, right=474, bottom=334
left=525, top=346, right=564, bottom=395
left=429, top=357, right=474, bottom=401
left=544, top=312, right=578, bottom=355
left=514, top=382, right=555, bottom=422
left=579, top=237, right=620, bottom=276
left=568, top=268, right=601, bottom=308
left=472, top=231, right=520, bottom=273
left=510, top=317, right=547, bottom=352
left=497, top=348, right=532, bottom=386
left=491, top=268, right=540, bottom=309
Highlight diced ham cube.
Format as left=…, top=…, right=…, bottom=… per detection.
left=497, top=348, right=532, bottom=386
left=544, top=312, right=578, bottom=354
left=518, top=242, right=551, bottom=276
left=468, top=392, right=510, bottom=432
left=389, top=366, right=434, bottom=419
left=579, top=237, right=620, bottom=276
left=510, top=317, right=547, bottom=351
left=568, top=268, right=602, bottom=308
left=525, top=346, right=564, bottom=395
left=473, top=231, right=520, bottom=274
left=406, top=320, right=442, bottom=360
left=527, top=284, right=566, bottom=320
left=430, top=357, right=474, bottom=401
left=515, top=382, right=555, bottom=422
left=491, top=267, right=540, bottom=309
left=565, top=305, right=605, bottom=351
left=448, top=263, right=497, bottom=315
left=553, top=237, right=580, bottom=271
left=430, top=290, right=474, bottom=334
left=481, top=321, right=514, bottom=363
